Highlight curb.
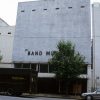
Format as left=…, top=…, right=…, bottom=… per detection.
left=22, top=93, right=82, bottom=99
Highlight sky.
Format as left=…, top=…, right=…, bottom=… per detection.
left=0, top=0, right=100, bottom=26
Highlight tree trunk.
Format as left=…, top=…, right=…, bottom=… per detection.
left=58, top=80, right=61, bottom=93
left=66, top=80, right=70, bottom=95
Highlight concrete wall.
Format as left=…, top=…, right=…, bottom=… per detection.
left=0, top=18, right=15, bottom=68
left=13, top=0, right=91, bottom=64
left=93, top=3, right=100, bottom=89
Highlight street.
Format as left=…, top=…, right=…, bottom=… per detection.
left=0, top=95, right=77, bottom=100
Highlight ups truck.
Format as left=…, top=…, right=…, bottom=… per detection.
left=0, top=68, right=37, bottom=96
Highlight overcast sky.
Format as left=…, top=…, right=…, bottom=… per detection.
left=0, top=0, right=99, bottom=26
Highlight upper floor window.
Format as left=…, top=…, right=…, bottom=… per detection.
left=21, top=10, right=25, bottom=12
left=81, top=6, right=85, bottom=8
left=32, top=9, right=36, bottom=11
left=43, top=9, right=47, bottom=11
left=55, top=8, right=60, bottom=10
left=8, top=32, right=11, bottom=34
left=68, top=7, right=72, bottom=9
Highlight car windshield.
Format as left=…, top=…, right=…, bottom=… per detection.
left=96, top=89, right=100, bottom=92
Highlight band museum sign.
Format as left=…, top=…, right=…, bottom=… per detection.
left=25, top=49, right=55, bottom=56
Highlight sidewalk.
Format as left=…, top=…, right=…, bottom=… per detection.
left=23, top=93, right=82, bottom=99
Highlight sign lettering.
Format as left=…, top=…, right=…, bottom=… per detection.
left=25, top=49, right=55, bottom=56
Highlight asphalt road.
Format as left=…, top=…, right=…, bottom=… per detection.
left=0, top=96, right=77, bottom=100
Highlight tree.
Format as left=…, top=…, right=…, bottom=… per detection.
left=49, top=41, right=86, bottom=94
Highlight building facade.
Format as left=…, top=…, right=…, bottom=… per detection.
left=92, top=3, right=100, bottom=90
left=0, top=18, right=15, bottom=68
left=13, top=0, right=91, bottom=94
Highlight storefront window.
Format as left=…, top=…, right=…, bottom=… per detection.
left=49, top=64, right=54, bottom=73
left=31, top=64, right=37, bottom=71
left=14, top=63, right=22, bottom=68
left=40, top=64, right=48, bottom=73
left=23, top=63, right=30, bottom=68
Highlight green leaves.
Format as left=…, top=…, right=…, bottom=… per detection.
left=49, top=41, right=86, bottom=79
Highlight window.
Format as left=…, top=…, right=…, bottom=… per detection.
left=14, top=63, right=22, bottom=68
left=40, top=64, right=48, bottom=73
left=21, top=10, right=25, bottom=12
left=81, top=6, right=85, bottom=8
left=23, top=63, right=30, bottom=68
left=32, top=9, right=36, bottom=11
left=68, top=7, right=72, bottom=9
left=43, top=9, right=47, bottom=10
left=97, top=89, right=100, bottom=93
left=81, top=65, right=87, bottom=74
left=8, top=32, right=11, bottom=34
left=31, top=64, right=37, bottom=71
left=49, top=64, right=54, bottom=73
left=55, top=8, right=60, bottom=10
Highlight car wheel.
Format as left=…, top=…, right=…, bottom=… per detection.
left=86, top=95, right=93, bottom=100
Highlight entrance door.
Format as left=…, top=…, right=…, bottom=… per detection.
left=38, top=78, right=58, bottom=94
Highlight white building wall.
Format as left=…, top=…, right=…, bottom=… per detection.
left=13, top=0, right=91, bottom=91
left=0, top=18, right=15, bottom=68
left=92, top=3, right=100, bottom=89
left=13, top=0, right=91, bottom=64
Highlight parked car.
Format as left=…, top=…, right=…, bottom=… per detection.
left=81, top=89, right=100, bottom=100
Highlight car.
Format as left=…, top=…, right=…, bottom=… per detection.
left=81, top=89, right=100, bottom=100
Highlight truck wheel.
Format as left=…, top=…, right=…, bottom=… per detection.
left=15, top=92, right=22, bottom=96
left=86, top=95, right=93, bottom=100
left=7, top=88, right=14, bottom=96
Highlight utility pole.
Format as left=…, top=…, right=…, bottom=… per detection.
left=91, top=4, right=96, bottom=91
left=91, top=39, right=95, bottom=91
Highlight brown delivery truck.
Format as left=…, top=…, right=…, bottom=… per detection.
left=0, top=68, right=37, bottom=96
